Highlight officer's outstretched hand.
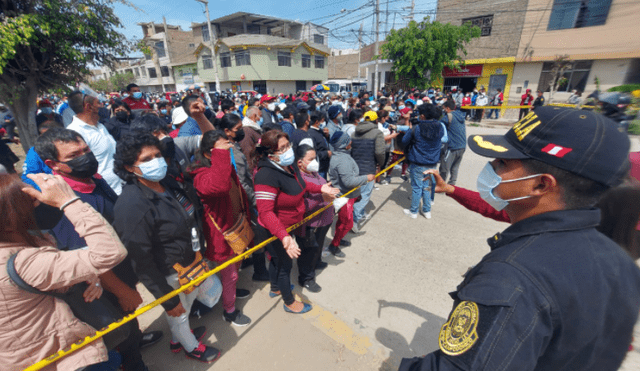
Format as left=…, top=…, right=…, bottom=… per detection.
left=423, top=169, right=454, bottom=195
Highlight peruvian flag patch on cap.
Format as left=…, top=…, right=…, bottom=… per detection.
left=542, top=144, right=573, bottom=158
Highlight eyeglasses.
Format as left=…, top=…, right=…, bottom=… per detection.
left=274, top=144, right=291, bottom=155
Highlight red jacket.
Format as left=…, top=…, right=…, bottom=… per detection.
left=254, top=158, right=322, bottom=240
left=462, top=96, right=471, bottom=106
left=520, top=93, right=534, bottom=106
left=191, top=149, right=251, bottom=262
left=122, top=96, right=151, bottom=110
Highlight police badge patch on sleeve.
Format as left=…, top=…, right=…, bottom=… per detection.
left=439, top=301, right=479, bottom=355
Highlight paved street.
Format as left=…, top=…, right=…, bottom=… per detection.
left=129, top=125, right=640, bottom=370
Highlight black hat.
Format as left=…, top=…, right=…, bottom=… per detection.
left=468, top=106, right=630, bottom=187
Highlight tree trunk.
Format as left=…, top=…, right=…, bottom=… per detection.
left=8, top=78, right=39, bottom=153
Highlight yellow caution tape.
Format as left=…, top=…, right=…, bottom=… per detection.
left=461, top=104, right=592, bottom=110
left=23, top=157, right=407, bottom=371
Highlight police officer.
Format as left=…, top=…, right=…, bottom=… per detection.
left=399, top=107, right=640, bottom=371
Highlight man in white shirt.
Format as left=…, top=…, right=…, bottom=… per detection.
left=66, top=91, right=122, bottom=194
left=474, top=88, right=489, bottom=123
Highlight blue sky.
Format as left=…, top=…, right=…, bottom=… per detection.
left=112, top=0, right=436, bottom=53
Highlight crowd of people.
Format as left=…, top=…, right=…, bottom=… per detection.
left=1, top=81, right=639, bottom=371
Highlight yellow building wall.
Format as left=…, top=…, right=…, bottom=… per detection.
left=474, top=62, right=515, bottom=113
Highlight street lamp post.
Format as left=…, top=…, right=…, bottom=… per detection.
left=195, top=0, right=221, bottom=92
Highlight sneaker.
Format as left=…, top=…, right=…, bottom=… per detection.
left=170, top=326, right=206, bottom=353
left=321, top=246, right=331, bottom=257
left=315, top=260, right=329, bottom=270
left=383, top=176, right=391, bottom=185
left=339, top=239, right=351, bottom=247
left=420, top=211, right=432, bottom=219
left=223, top=309, right=251, bottom=327
left=283, top=301, right=313, bottom=314
left=431, top=200, right=435, bottom=205
left=329, top=245, right=346, bottom=258
left=401, top=175, right=408, bottom=182
left=235, top=288, right=250, bottom=299
left=185, top=343, right=221, bottom=363
left=301, top=279, right=322, bottom=293
left=350, top=223, right=360, bottom=234
left=139, top=330, right=163, bottom=349
left=361, top=213, right=372, bottom=221
left=374, top=184, right=380, bottom=190
left=403, top=209, right=417, bottom=219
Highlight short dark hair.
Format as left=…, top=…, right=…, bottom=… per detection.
left=113, top=133, right=162, bottom=183
left=443, top=99, right=456, bottom=110
left=126, top=83, right=138, bottom=92
left=417, top=103, right=440, bottom=120
left=348, top=109, right=363, bottom=123
left=295, top=111, right=309, bottom=127
left=37, top=119, right=62, bottom=134
left=68, top=90, right=85, bottom=114
left=181, top=94, right=201, bottom=117
left=111, top=99, right=131, bottom=113
left=130, top=114, right=169, bottom=135
left=281, top=107, right=295, bottom=120
left=248, top=97, right=259, bottom=107
left=310, top=110, right=324, bottom=125
left=220, top=99, right=235, bottom=112
left=35, top=128, right=84, bottom=162
left=520, top=158, right=609, bottom=210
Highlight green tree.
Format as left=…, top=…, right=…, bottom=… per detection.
left=380, top=17, right=481, bottom=89
left=0, top=0, right=131, bottom=151
left=110, top=72, right=136, bottom=92
left=88, top=78, right=114, bottom=93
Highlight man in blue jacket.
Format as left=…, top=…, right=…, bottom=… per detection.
left=399, top=107, right=640, bottom=371
left=439, top=100, right=467, bottom=185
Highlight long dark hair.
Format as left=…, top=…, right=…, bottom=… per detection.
left=187, top=130, right=228, bottom=172
left=596, top=185, right=640, bottom=259
left=416, top=103, right=442, bottom=141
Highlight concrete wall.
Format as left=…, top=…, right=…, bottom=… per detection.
left=518, top=0, right=640, bottom=61
left=197, top=45, right=328, bottom=83
left=509, top=63, right=544, bottom=103
left=436, top=0, right=528, bottom=59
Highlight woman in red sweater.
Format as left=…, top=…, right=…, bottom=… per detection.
left=254, top=130, right=338, bottom=313
left=189, top=131, right=252, bottom=326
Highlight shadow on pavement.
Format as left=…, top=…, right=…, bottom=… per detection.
left=375, top=300, right=447, bottom=371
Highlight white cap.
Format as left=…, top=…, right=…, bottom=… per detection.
left=171, top=106, right=188, bottom=126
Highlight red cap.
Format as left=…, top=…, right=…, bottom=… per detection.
left=39, top=99, right=52, bottom=107
left=260, top=95, right=276, bottom=104
left=526, top=89, right=532, bottom=93
left=400, top=107, right=412, bottom=115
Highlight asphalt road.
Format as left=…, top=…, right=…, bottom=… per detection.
left=129, top=125, right=640, bottom=370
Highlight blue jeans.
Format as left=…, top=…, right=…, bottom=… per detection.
left=409, top=164, right=436, bottom=214
left=487, top=108, right=500, bottom=119
left=353, top=180, right=374, bottom=223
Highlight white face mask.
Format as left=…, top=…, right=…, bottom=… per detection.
left=306, top=159, right=319, bottom=173
left=268, top=103, right=276, bottom=111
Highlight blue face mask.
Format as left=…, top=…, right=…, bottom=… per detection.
left=476, top=162, right=541, bottom=211
left=41, top=107, right=53, bottom=114
left=258, top=117, right=264, bottom=126
left=389, top=112, right=396, bottom=118
left=135, top=157, right=167, bottom=182
left=398, top=105, right=405, bottom=110
left=275, top=147, right=294, bottom=167
left=277, top=114, right=284, bottom=121
left=133, top=92, right=143, bottom=99
left=160, top=109, right=167, bottom=115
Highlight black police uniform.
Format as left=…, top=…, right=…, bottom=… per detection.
left=399, top=208, right=640, bottom=371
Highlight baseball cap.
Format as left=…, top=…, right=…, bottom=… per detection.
left=328, top=105, right=341, bottom=120
left=260, top=95, right=276, bottom=104
left=363, top=111, right=378, bottom=122
left=468, top=106, right=630, bottom=187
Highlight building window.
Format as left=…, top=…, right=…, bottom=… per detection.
left=202, top=56, right=213, bottom=70
left=278, top=51, right=291, bottom=67
left=145, top=53, right=152, bottom=60
left=462, top=15, right=493, bottom=36
left=547, top=0, right=612, bottom=30
left=189, top=43, right=195, bottom=48
left=302, top=54, right=311, bottom=68
left=154, top=41, right=166, bottom=58
left=134, top=68, right=140, bottom=77
left=247, top=24, right=260, bottom=34
left=253, top=80, right=267, bottom=95
left=220, top=52, right=231, bottom=68
left=202, top=25, right=210, bottom=42
left=140, top=67, right=146, bottom=77
left=209, top=83, right=217, bottom=92
left=538, top=60, right=593, bottom=93
left=315, top=56, right=325, bottom=69
left=235, top=50, right=251, bottom=66
left=296, top=81, right=306, bottom=92
left=148, top=68, right=157, bottom=78
left=160, top=66, right=170, bottom=77
left=313, top=34, right=324, bottom=44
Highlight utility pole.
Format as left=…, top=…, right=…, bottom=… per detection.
left=358, top=23, right=363, bottom=83
left=196, top=0, right=220, bottom=92
left=374, top=0, right=380, bottom=94
left=403, top=0, right=415, bottom=27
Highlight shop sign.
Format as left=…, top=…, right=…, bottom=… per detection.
left=443, top=65, right=483, bottom=77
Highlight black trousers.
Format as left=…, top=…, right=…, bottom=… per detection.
left=519, top=108, right=529, bottom=120
left=296, top=225, right=331, bottom=285
left=103, top=291, right=145, bottom=371
left=255, top=224, right=296, bottom=305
